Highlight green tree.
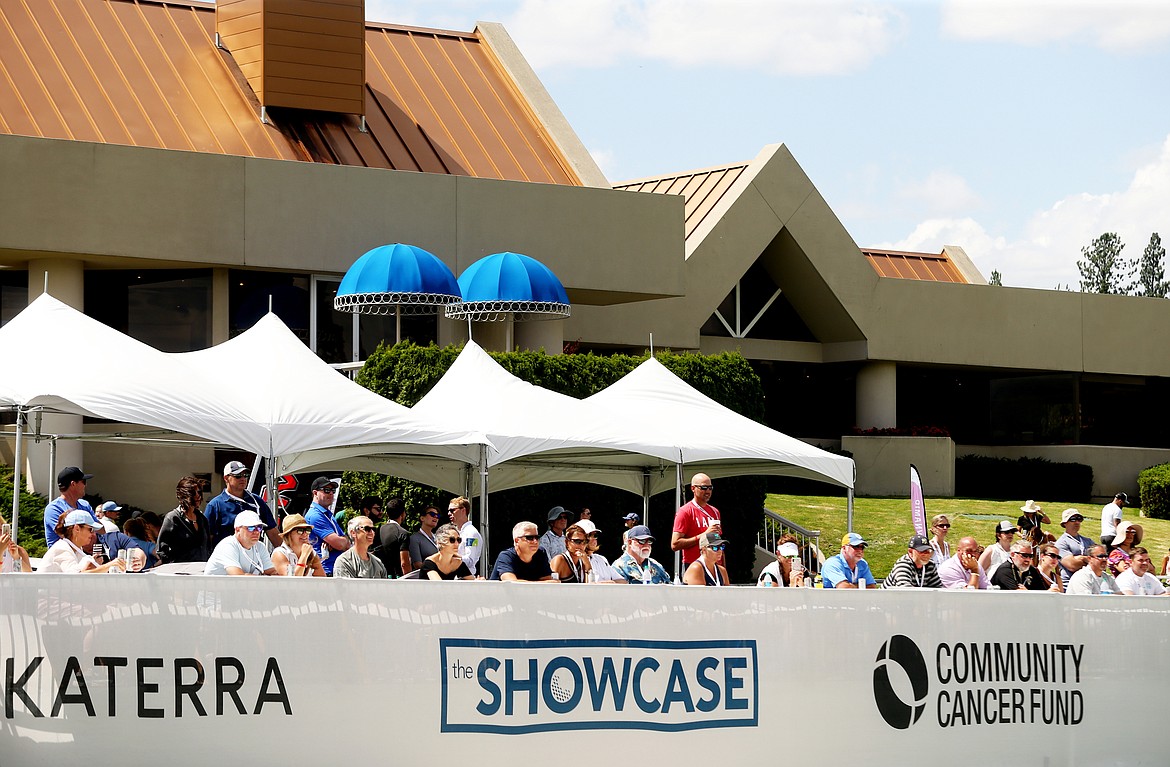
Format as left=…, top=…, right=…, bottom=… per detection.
left=989, top=270, right=1002, bottom=286
left=1077, top=232, right=1129, bottom=294
left=1133, top=232, right=1167, bottom=298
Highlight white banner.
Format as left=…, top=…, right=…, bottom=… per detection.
left=1, top=576, right=1166, bottom=765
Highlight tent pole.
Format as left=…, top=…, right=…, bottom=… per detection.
left=395, top=307, right=402, bottom=345
left=479, top=444, right=489, bottom=573
left=48, top=435, right=58, bottom=503
left=847, top=487, right=854, bottom=533
left=267, top=455, right=278, bottom=521
left=641, top=470, right=651, bottom=530
left=10, top=408, right=24, bottom=542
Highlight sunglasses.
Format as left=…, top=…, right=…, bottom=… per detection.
left=244, top=525, right=265, bottom=533
left=425, top=512, right=440, bottom=518
left=518, top=534, right=540, bottom=542
left=568, top=538, right=587, bottom=545
left=447, top=508, right=460, bottom=513
left=1093, top=554, right=1109, bottom=560
left=317, top=488, right=336, bottom=494
left=355, top=526, right=376, bottom=533
left=447, top=536, right=463, bottom=544
left=1016, top=552, right=1034, bottom=559
left=693, top=485, right=713, bottom=491
left=1068, top=516, right=1084, bottom=522
left=1043, top=553, right=1060, bottom=559
left=708, top=544, right=725, bottom=552
left=934, top=524, right=950, bottom=529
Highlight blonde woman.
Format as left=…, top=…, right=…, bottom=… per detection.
left=683, top=532, right=730, bottom=586
left=929, top=514, right=951, bottom=566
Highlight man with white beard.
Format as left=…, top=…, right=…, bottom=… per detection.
left=612, top=525, right=670, bottom=585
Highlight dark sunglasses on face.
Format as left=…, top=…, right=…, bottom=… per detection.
left=355, top=526, right=376, bottom=533
left=568, top=538, right=587, bottom=545
left=693, top=485, right=713, bottom=491
left=708, top=544, right=725, bottom=552
left=425, top=512, right=439, bottom=518
left=1044, top=552, right=1060, bottom=559
left=244, top=525, right=265, bottom=533
left=935, top=524, right=950, bottom=529
left=518, top=534, right=540, bottom=542
left=447, top=536, right=462, bottom=544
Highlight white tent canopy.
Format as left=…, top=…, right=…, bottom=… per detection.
left=585, top=356, right=854, bottom=491
left=0, top=294, right=487, bottom=465
left=285, top=341, right=853, bottom=496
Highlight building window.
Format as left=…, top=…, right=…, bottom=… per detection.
left=0, top=269, right=28, bottom=327
left=84, top=270, right=212, bottom=352
left=229, top=270, right=311, bottom=345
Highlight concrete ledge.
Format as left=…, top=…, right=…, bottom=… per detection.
left=843, top=435, right=955, bottom=497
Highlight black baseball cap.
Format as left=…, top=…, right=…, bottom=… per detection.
left=57, top=466, right=92, bottom=487
left=311, top=476, right=338, bottom=492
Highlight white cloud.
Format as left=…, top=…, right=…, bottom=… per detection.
left=505, top=0, right=907, bottom=74
left=940, top=0, right=1170, bottom=51
left=880, top=133, right=1170, bottom=289
left=896, top=169, right=983, bottom=215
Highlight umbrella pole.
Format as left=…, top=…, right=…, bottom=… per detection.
left=10, top=408, right=24, bottom=542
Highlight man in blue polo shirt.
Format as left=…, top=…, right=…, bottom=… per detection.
left=204, top=461, right=279, bottom=548
left=44, top=466, right=94, bottom=546
left=822, top=532, right=878, bottom=588
left=304, top=476, right=349, bottom=575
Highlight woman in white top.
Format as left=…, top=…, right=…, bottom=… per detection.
left=270, top=514, right=325, bottom=577
left=929, top=514, right=951, bottom=567
left=40, top=510, right=126, bottom=573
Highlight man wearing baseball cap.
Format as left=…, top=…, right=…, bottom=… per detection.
left=204, top=461, right=279, bottom=548
left=204, top=510, right=276, bottom=576
left=305, top=476, right=349, bottom=575
left=44, top=466, right=95, bottom=546
left=883, top=535, right=944, bottom=588
left=612, top=525, right=670, bottom=584
left=95, top=501, right=123, bottom=534
left=822, top=532, right=878, bottom=588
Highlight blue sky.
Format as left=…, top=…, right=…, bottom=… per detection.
left=367, top=1, right=1170, bottom=290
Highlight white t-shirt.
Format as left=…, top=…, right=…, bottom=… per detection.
left=204, top=535, right=273, bottom=575
left=1115, top=569, right=1166, bottom=596
left=1101, top=502, right=1123, bottom=539
left=1067, top=567, right=1120, bottom=595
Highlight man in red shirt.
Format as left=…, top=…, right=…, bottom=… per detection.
left=672, top=473, right=721, bottom=568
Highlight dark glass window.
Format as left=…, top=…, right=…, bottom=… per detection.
left=84, top=270, right=211, bottom=352
left=0, top=269, right=29, bottom=327
left=229, top=270, right=310, bottom=345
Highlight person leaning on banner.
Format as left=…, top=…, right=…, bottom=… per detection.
left=1115, top=547, right=1168, bottom=596
left=612, top=525, right=671, bottom=585
left=419, top=524, right=476, bottom=581
left=882, top=535, right=943, bottom=589
left=757, top=537, right=806, bottom=587
left=683, top=532, right=730, bottom=586
left=1055, top=508, right=1096, bottom=587
left=271, top=514, right=325, bottom=577
left=990, top=541, right=1048, bottom=591
left=204, top=510, right=276, bottom=576
left=550, top=524, right=595, bottom=583
left=1066, top=545, right=1120, bottom=595
left=333, top=516, right=388, bottom=579
left=822, top=532, right=877, bottom=589
left=937, top=536, right=989, bottom=589
left=40, top=510, right=126, bottom=573
left=490, top=522, right=556, bottom=582
left=577, top=519, right=624, bottom=583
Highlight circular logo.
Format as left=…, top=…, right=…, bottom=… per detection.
left=873, top=634, right=929, bottom=729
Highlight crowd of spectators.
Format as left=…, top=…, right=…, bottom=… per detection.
left=5, top=466, right=1167, bottom=598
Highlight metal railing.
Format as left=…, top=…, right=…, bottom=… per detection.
left=758, top=507, right=823, bottom=570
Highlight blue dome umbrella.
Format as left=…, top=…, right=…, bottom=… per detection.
left=334, top=243, right=461, bottom=343
left=445, top=252, right=571, bottom=350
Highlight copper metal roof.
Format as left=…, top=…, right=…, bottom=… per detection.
left=861, top=248, right=968, bottom=283
left=0, top=0, right=578, bottom=184
left=616, top=164, right=747, bottom=241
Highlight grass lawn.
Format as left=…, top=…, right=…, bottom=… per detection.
left=766, top=493, right=1170, bottom=581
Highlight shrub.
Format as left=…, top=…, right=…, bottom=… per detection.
left=1137, top=463, right=1170, bottom=520
left=344, top=342, right=767, bottom=582
left=0, top=465, right=50, bottom=558
left=955, top=455, right=1093, bottom=502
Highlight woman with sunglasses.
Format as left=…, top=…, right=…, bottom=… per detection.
left=683, top=532, right=730, bottom=586
left=1106, top=520, right=1143, bottom=576
left=550, top=524, right=594, bottom=583
left=929, top=514, right=951, bottom=566
left=272, top=514, right=326, bottom=577
left=333, top=516, right=387, bottom=579
left=1035, top=543, right=1064, bottom=592
left=40, top=510, right=127, bottom=573
left=420, top=524, right=476, bottom=581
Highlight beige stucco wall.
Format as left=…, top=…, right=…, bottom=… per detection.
left=0, top=134, right=684, bottom=306
left=843, top=436, right=955, bottom=497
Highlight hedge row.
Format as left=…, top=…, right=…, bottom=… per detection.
left=955, top=455, right=1093, bottom=502
left=0, top=465, right=49, bottom=558
left=1137, top=463, right=1170, bottom=519
left=344, top=342, right=767, bottom=583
